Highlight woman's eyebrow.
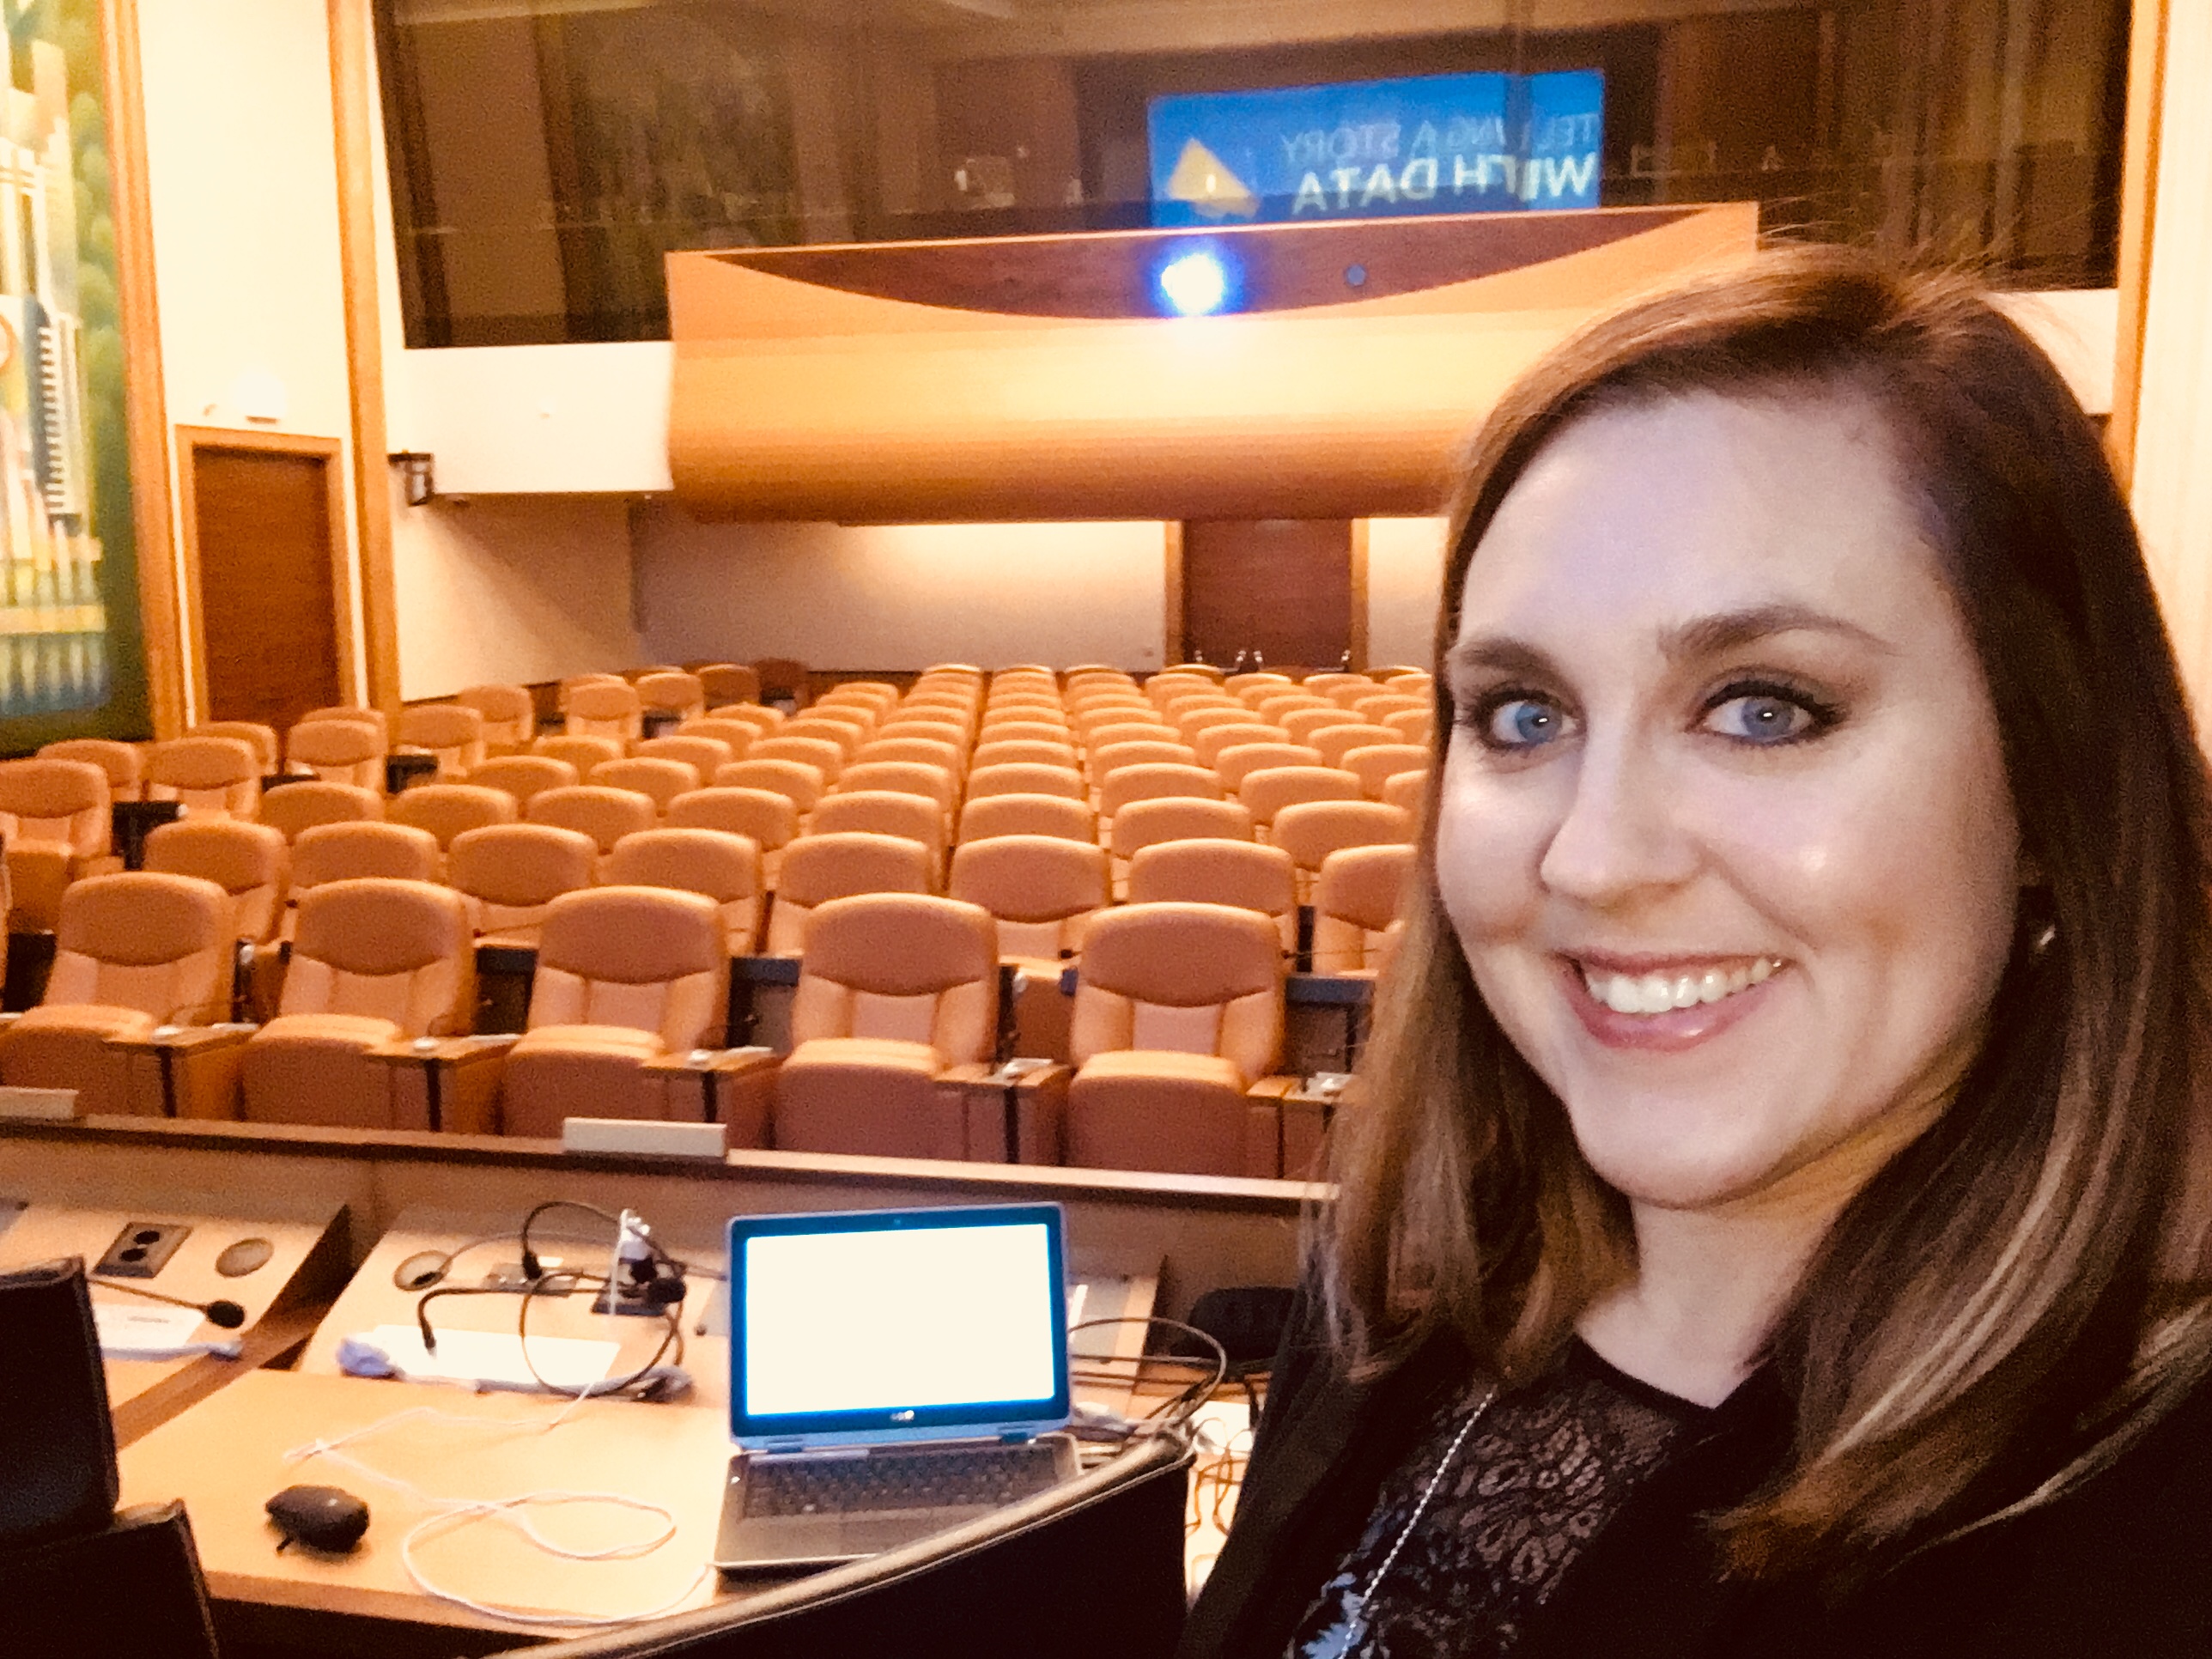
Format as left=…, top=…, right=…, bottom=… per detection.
left=1659, top=603, right=1896, bottom=662
left=1443, top=635, right=1559, bottom=684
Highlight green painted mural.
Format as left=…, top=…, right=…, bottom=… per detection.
left=0, top=0, right=148, bottom=746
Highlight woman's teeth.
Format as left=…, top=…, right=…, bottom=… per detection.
left=1580, top=957, right=1779, bottom=1016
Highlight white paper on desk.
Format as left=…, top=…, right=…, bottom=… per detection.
left=369, top=1323, right=618, bottom=1390
left=94, top=1301, right=207, bottom=1353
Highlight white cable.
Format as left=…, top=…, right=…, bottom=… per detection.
left=283, top=1404, right=710, bottom=1628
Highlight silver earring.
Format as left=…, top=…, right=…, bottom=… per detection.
left=2032, top=921, right=2057, bottom=957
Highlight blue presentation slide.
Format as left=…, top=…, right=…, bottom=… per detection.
left=1149, top=70, right=1604, bottom=228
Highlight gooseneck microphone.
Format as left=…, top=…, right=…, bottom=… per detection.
left=93, top=1275, right=247, bottom=1330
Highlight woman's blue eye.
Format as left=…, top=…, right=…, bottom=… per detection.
left=1705, top=693, right=1814, bottom=744
left=1484, top=697, right=1569, bottom=749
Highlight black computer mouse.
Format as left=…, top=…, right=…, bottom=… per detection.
left=265, top=1484, right=370, bottom=1553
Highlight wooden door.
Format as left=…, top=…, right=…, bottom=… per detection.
left=177, top=429, right=351, bottom=731
left=1179, top=519, right=1359, bottom=672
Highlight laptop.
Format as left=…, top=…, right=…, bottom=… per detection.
left=713, top=1202, right=1081, bottom=1572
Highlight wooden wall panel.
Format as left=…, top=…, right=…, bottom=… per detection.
left=667, top=204, right=1758, bottom=523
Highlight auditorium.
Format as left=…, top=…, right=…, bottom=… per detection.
left=0, top=1, right=2205, bottom=1654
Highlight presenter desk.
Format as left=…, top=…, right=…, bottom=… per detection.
left=0, top=1188, right=347, bottom=1443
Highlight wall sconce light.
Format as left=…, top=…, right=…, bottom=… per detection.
left=389, top=452, right=435, bottom=506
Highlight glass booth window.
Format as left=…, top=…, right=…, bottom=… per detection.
left=377, top=0, right=2130, bottom=348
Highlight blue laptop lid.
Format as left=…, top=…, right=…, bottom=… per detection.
left=726, top=1203, right=1071, bottom=1449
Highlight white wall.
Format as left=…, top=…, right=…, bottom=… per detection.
left=632, top=507, right=1170, bottom=671
left=390, top=343, right=673, bottom=495
left=390, top=484, right=640, bottom=698
left=137, top=0, right=363, bottom=711
left=1366, top=516, right=1447, bottom=670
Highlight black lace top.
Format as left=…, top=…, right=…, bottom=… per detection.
left=1285, top=1340, right=1715, bottom=1659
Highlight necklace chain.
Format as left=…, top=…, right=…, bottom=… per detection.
left=1304, top=1382, right=1498, bottom=1659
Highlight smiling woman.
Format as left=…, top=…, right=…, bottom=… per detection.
left=1180, top=249, right=2212, bottom=1659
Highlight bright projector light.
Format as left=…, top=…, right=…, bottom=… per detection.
left=1157, top=250, right=1231, bottom=317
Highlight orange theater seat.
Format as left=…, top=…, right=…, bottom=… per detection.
left=635, top=671, right=707, bottom=726
left=454, top=684, right=535, bottom=751
left=1127, top=839, right=1298, bottom=954
left=1238, top=765, right=1364, bottom=840
left=565, top=678, right=642, bottom=742
left=1340, top=744, right=1429, bottom=801
left=0, top=872, right=234, bottom=1117
left=301, top=705, right=390, bottom=747
left=605, top=827, right=763, bottom=955
left=957, top=793, right=1097, bottom=846
left=395, top=703, right=487, bottom=779
left=1311, top=724, right=1402, bottom=770
left=386, top=783, right=518, bottom=848
left=0, top=757, right=115, bottom=932
left=1060, top=902, right=1295, bottom=1178
left=772, top=893, right=1000, bottom=1159
left=144, top=820, right=289, bottom=953
left=763, top=831, right=934, bottom=956
left=144, top=736, right=261, bottom=822
left=39, top=739, right=141, bottom=803
left=855, top=737, right=967, bottom=778
left=257, top=781, right=382, bottom=842
left=1107, top=798, right=1255, bottom=881
left=591, top=757, right=702, bottom=815
left=469, top=755, right=580, bottom=811
left=697, top=664, right=761, bottom=707
left=531, top=733, right=623, bottom=779
left=447, top=823, right=597, bottom=947
left=1098, top=763, right=1221, bottom=823
left=1273, top=799, right=1415, bottom=901
left=286, top=719, right=384, bottom=790
left=1091, top=741, right=1199, bottom=780
left=948, top=835, right=1109, bottom=1064
left=1312, top=844, right=1417, bottom=975
left=967, top=763, right=1085, bottom=803
left=240, top=879, right=477, bottom=1130
left=811, top=790, right=947, bottom=875
left=1215, top=743, right=1325, bottom=793
left=971, top=740, right=1079, bottom=773
left=1189, top=724, right=1281, bottom=769
left=1382, top=769, right=1426, bottom=817
left=189, top=721, right=279, bottom=772
left=715, top=757, right=827, bottom=816
left=708, top=703, right=783, bottom=738
left=526, top=785, right=658, bottom=877
left=498, top=887, right=731, bottom=1137
left=665, top=786, right=799, bottom=884
left=633, top=735, right=734, bottom=780
left=750, top=734, right=848, bottom=785
left=672, top=719, right=758, bottom=761
left=834, top=761, right=959, bottom=815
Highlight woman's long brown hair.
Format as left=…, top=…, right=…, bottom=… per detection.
left=1322, top=246, right=2212, bottom=1579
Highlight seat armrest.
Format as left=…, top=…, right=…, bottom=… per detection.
left=108, top=1024, right=255, bottom=1121
left=367, top=1034, right=520, bottom=1135
left=954, top=1061, right=1069, bottom=1164
left=366, top=1033, right=520, bottom=1065
left=642, top=1046, right=778, bottom=1148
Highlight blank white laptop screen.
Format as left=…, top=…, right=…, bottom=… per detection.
left=738, top=1215, right=1061, bottom=1424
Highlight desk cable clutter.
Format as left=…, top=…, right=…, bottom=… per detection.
left=282, top=1404, right=713, bottom=1627
left=296, top=1199, right=722, bottom=1626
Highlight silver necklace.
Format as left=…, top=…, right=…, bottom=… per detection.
left=1300, top=1382, right=1499, bottom=1659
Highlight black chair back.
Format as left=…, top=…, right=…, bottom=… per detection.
left=0, top=1258, right=116, bottom=1547
left=521, top=1434, right=1191, bottom=1658
left=0, top=1501, right=221, bottom=1659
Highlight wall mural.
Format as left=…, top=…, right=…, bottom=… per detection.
left=0, top=0, right=147, bottom=744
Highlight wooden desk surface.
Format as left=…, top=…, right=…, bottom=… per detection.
left=0, top=1194, right=346, bottom=1442
left=119, top=1370, right=733, bottom=1633
left=301, top=1207, right=732, bottom=1410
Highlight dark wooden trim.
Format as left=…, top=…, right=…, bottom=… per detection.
left=328, top=0, right=401, bottom=714
left=173, top=427, right=351, bottom=721
left=103, top=0, right=184, bottom=738
left=2111, top=0, right=2168, bottom=488
left=1163, top=521, right=1185, bottom=665
left=1348, top=518, right=1370, bottom=672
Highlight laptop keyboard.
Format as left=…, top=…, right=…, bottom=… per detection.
left=742, top=1443, right=1064, bottom=1518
